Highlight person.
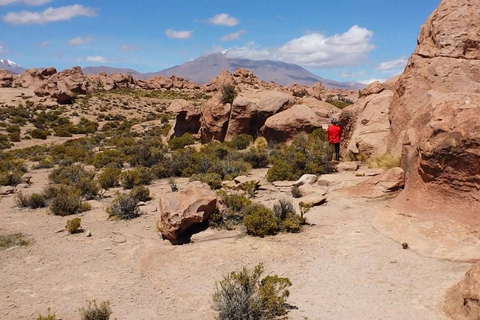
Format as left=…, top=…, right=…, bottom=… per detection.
left=327, top=118, right=341, bottom=161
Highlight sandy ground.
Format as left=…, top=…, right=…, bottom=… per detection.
left=0, top=167, right=473, bottom=320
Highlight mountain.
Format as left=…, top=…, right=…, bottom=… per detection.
left=0, top=59, right=26, bottom=74
left=152, top=53, right=363, bottom=89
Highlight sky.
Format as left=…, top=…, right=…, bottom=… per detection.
left=0, top=0, right=441, bottom=84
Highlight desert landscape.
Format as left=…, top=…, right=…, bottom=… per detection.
left=1, top=0, right=480, bottom=319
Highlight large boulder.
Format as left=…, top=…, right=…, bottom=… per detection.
left=199, top=93, right=231, bottom=142
left=445, top=263, right=480, bottom=320
left=158, top=182, right=217, bottom=244
left=341, top=89, right=393, bottom=159
left=0, top=70, right=14, bottom=87
left=225, top=90, right=295, bottom=139
left=387, top=0, right=480, bottom=217
left=167, top=99, right=201, bottom=139
left=16, top=67, right=56, bottom=88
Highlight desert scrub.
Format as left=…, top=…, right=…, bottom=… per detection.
left=30, top=129, right=48, bottom=140
left=243, top=203, right=278, bottom=237
left=66, top=217, right=83, bottom=234
left=92, top=149, right=126, bottom=169
left=267, top=129, right=334, bottom=182
left=36, top=308, right=57, bottom=320
left=168, top=132, right=196, bottom=150
left=220, top=84, right=237, bottom=105
left=0, top=233, right=31, bottom=249
left=367, top=153, right=401, bottom=169
left=190, top=172, right=223, bottom=190
left=131, top=185, right=151, bottom=202
left=228, top=134, right=254, bottom=150
left=107, top=191, right=141, bottom=220
left=48, top=185, right=91, bottom=216
left=120, top=169, right=141, bottom=189
left=97, top=167, right=121, bottom=191
left=212, top=193, right=252, bottom=229
left=212, top=263, right=292, bottom=320
left=273, top=199, right=305, bottom=233
left=79, top=300, right=112, bottom=320
left=15, top=192, right=46, bottom=209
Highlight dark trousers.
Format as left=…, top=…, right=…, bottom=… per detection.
left=332, top=143, right=340, bottom=161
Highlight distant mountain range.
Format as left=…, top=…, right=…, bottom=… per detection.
left=0, top=59, right=25, bottom=74
left=2, top=54, right=364, bottom=89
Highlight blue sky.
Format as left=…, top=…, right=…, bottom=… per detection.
left=0, top=0, right=440, bottom=83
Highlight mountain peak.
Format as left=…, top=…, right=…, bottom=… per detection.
left=0, top=59, right=26, bottom=74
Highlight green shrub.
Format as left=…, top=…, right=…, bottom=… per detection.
left=131, top=185, right=151, bottom=202
left=291, top=186, right=301, bottom=198
left=92, top=149, right=125, bottom=168
left=33, top=157, right=54, bottom=169
left=31, top=129, right=48, bottom=140
left=0, top=171, right=24, bottom=186
left=120, top=169, right=141, bottom=189
left=273, top=199, right=305, bottom=233
left=239, top=148, right=269, bottom=168
left=243, top=203, right=278, bottom=237
left=367, top=153, right=401, bottom=169
left=8, top=132, right=20, bottom=142
left=107, top=192, right=140, bottom=220
left=49, top=186, right=90, bottom=216
left=0, top=133, right=12, bottom=149
left=229, top=134, right=253, bottom=150
left=214, top=193, right=252, bottom=228
left=168, top=133, right=195, bottom=150
left=212, top=263, right=291, bottom=320
left=220, top=84, right=237, bottom=105
left=66, top=217, right=83, bottom=234
left=15, top=192, right=46, bottom=209
left=49, top=164, right=89, bottom=185
left=190, top=172, right=223, bottom=190
left=79, top=300, right=112, bottom=320
left=97, top=167, right=121, bottom=190
left=0, top=233, right=31, bottom=249
left=137, top=166, right=154, bottom=185
left=36, top=308, right=57, bottom=320
left=76, top=174, right=100, bottom=200
left=6, top=124, right=20, bottom=134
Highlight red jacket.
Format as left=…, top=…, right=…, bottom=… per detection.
left=327, top=125, right=341, bottom=143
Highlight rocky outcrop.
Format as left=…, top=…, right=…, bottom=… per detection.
left=91, top=72, right=135, bottom=90
left=359, top=81, right=385, bottom=97
left=445, top=263, right=480, bottom=320
left=157, top=181, right=217, bottom=244
left=387, top=0, right=480, bottom=216
left=260, top=104, right=328, bottom=143
left=34, top=66, right=92, bottom=104
left=15, top=67, right=56, bottom=88
left=341, top=89, right=393, bottom=159
left=0, top=70, right=14, bottom=87
left=199, top=93, right=231, bottom=142
left=346, top=167, right=405, bottom=199
left=167, top=99, right=201, bottom=138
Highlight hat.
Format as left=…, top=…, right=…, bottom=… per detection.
left=331, top=118, right=337, bottom=124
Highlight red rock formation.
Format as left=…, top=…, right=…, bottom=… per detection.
left=167, top=99, right=201, bottom=139
left=0, top=70, right=14, bottom=87
left=445, top=262, right=480, bottom=320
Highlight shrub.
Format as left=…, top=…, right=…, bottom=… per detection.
left=168, top=133, right=195, bottom=150
left=76, top=175, right=100, bottom=200
left=212, top=263, right=291, bottom=320
left=0, top=133, right=12, bottom=149
left=15, top=192, right=46, bottom=209
left=0, top=171, right=24, bottom=186
left=220, top=84, right=237, bottom=105
left=92, top=149, right=125, bottom=169
left=367, top=153, right=401, bottom=169
left=0, top=233, right=31, bottom=249
left=137, top=166, right=154, bottom=185
left=168, top=177, right=178, bottom=192
left=243, top=204, right=278, bottom=238
left=131, top=185, right=151, bottom=202
left=30, top=129, right=48, bottom=140
left=120, top=169, right=141, bottom=189
left=273, top=199, right=295, bottom=221
left=97, top=167, right=121, bottom=190
left=36, top=308, right=57, bottom=320
left=107, top=192, right=140, bottom=220
left=274, top=199, right=305, bottom=233
left=66, top=217, right=83, bottom=234
left=49, top=164, right=89, bottom=185
left=239, top=149, right=269, bottom=168
left=229, top=134, right=253, bottom=150
left=49, top=186, right=90, bottom=216
left=8, top=132, right=20, bottom=142
left=291, top=186, right=301, bottom=198
left=190, top=173, right=223, bottom=190
left=79, top=300, right=112, bottom=320
left=217, top=194, right=252, bottom=227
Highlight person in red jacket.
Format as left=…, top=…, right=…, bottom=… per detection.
left=327, top=118, right=341, bottom=161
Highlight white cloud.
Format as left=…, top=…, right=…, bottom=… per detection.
left=375, top=57, right=408, bottom=70
left=358, top=78, right=386, bottom=85
left=225, top=25, right=374, bottom=68
left=68, top=36, right=92, bottom=45
left=165, top=29, right=192, bottom=39
left=340, top=71, right=365, bottom=78
left=86, top=56, right=107, bottom=63
left=0, top=0, right=51, bottom=6
left=119, top=44, right=141, bottom=52
left=221, top=30, right=246, bottom=41
left=3, top=4, right=97, bottom=25
left=208, top=13, right=238, bottom=26
left=0, top=43, right=4, bottom=53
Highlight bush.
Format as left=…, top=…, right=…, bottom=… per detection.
left=15, top=192, right=46, bottom=209
left=168, top=133, right=195, bottom=150
left=66, top=217, right=83, bottom=234
left=30, top=129, right=48, bottom=140
left=97, top=167, right=121, bottom=190
left=239, top=149, right=269, bottom=169
left=190, top=172, right=223, bottom=190
left=92, top=149, right=125, bottom=168
left=220, top=84, right=237, bottom=105
left=274, top=199, right=305, bottom=233
left=79, top=300, right=112, bottom=320
left=243, top=204, right=278, bottom=238
left=49, top=186, right=90, bottom=216
left=291, top=186, right=301, bottom=198
left=36, top=308, right=57, bottom=320
left=49, top=164, right=89, bottom=185
left=212, top=263, right=291, bottom=320
left=367, top=153, right=401, bottom=169
left=0, top=233, right=31, bottom=249
left=131, top=185, right=151, bottom=202
left=229, top=134, right=253, bottom=150
left=107, top=192, right=140, bottom=220
left=0, top=171, right=24, bottom=186
left=120, top=169, right=141, bottom=189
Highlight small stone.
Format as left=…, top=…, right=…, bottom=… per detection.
left=85, top=230, right=92, bottom=237
left=55, top=228, right=65, bottom=233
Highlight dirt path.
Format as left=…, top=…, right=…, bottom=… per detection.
left=0, top=169, right=471, bottom=319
